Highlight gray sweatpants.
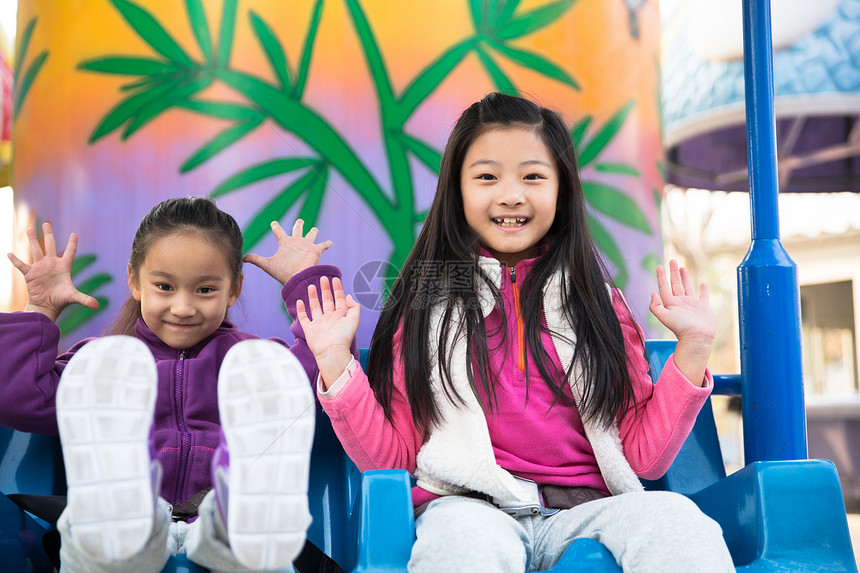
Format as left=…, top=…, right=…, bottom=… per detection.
left=57, top=491, right=297, bottom=573
left=409, top=490, right=734, bottom=572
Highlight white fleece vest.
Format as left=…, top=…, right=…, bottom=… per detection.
left=414, top=257, right=644, bottom=503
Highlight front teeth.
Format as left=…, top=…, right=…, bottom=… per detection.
left=493, top=217, right=527, bottom=227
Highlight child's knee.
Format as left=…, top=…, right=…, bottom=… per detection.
left=419, top=496, right=519, bottom=534
left=621, top=491, right=720, bottom=533
left=645, top=490, right=697, bottom=510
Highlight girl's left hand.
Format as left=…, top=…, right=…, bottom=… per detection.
left=296, top=276, right=361, bottom=389
left=649, top=260, right=715, bottom=342
left=244, top=220, right=333, bottom=285
left=649, top=260, right=716, bottom=386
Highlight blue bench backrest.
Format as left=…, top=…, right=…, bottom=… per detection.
left=639, top=339, right=726, bottom=493
left=0, top=427, right=64, bottom=497
left=306, top=412, right=362, bottom=571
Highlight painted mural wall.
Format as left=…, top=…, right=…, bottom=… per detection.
left=11, top=0, right=664, bottom=348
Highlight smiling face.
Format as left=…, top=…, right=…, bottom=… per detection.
left=128, top=231, right=242, bottom=350
left=460, top=126, right=559, bottom=266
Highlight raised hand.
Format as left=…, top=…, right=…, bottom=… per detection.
left=244, top=219, right=333, bottom=285
left=296, top=276, right=360, bottom=390
left=648, top=260, right=715, bottom=387
left=7, top=222, right=99, bottom=322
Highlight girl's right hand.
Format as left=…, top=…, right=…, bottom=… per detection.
left=296, top=276, right=360, bottom=390
left=7, top=222, right=99, bottom=322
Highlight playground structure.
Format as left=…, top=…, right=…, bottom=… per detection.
left=0, top=0, right=858, bottom=571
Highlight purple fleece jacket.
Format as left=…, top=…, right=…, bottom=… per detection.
left=0, top=264, right=351, bottom=507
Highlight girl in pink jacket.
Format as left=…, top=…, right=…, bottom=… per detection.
left=297, top=93, right=734, bottom=572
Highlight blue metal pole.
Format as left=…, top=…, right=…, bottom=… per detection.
left=738, top=0, right=807, bottom=463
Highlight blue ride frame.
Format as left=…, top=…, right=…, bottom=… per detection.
left=738, top=0, right=807, bottom=465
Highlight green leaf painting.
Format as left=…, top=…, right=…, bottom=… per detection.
left=78, top=0, right=655, bottom=309
left=13, top=18, right=48, bottom=118
left=241, top=167, right=325, bottom=252
left=250, top=11, right=292, bottom=92
left=574, top=100, right=652, bottom=288
left=58, top=253, right=112, bottom=336
left=497, top=0, right=579, bottom=39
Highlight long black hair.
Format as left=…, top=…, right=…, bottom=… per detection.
left=367, top=92, right=636, bottom=433
left=107, top=197, right=244, bottom=336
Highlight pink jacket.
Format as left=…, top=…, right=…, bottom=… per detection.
left=320, top=258, right=712, bottom=505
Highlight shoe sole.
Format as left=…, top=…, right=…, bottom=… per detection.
left=56, top=335, right=157, bottom=561
left=218, top=339, right=315, bottom=570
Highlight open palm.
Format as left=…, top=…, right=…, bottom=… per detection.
left=296, top=276, right=360, bottom=387
left=7, top=223, right=99, bottom=322
left=648, top=259, right=715, bottom=343
left=244, top=219, right=333, bottom=285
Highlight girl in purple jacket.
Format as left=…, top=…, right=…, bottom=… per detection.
left=295, top=93, right=734, bottom=572
left=3, top=197, right=342, bottom=572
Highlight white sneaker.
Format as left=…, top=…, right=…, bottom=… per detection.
left=56, top=335, right=159, bottom=561
left=214, top=339, right=315, bottom=570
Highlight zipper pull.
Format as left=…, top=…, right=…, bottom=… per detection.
left=179, top=350, right=186, bottom=361
left=510, top=265, right=517, bottom=284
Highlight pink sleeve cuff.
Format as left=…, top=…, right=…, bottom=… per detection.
left=317, top=358, right=358, bottom=400
left=664, top=354, right=714, bottom=394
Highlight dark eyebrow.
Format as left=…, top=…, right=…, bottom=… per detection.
left=467, top=159, right=499, bottom=169
left=521, top=160, right=552, bottom=168
left=466, top=159, right=551, bottom=169
left=149, top=271, right=226, bottom=283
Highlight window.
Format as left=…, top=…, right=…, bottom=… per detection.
left=801, top=281, right=858, bottom=398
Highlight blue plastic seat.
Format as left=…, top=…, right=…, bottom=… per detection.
left=342, top=341, right=858, bottom=572
left=0, top=427, right=64, bottom=569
